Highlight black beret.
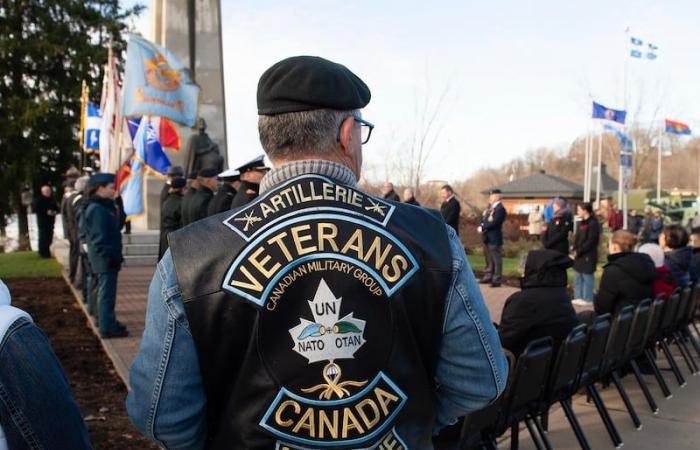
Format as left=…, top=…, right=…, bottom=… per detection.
left=490, top=189, right=502, bottom=194
left=167, top=165, right=184, bottom=177
left=198, top=167, right=219, bottom=178
left=171, top=177, right=187, bottom=189
left=87, top=173, right=115, bottom=188
left=187, top=170, right=198, bottom=180
left=257, top=56, right=371, bottom=115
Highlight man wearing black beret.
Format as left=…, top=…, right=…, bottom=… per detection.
left=181, top=167, right=218, bottom=226
left=129, top=56, right=507, bottom=449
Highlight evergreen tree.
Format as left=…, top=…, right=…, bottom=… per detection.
left=0, top=0, right=142, bottom=250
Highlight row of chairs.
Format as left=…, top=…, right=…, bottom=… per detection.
left=447, top=285, right=700, bottom=450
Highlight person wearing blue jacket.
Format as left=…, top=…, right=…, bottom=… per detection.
left=84, top=173, right=127, bottom=338
left=479, top=189, right=507, bottom=287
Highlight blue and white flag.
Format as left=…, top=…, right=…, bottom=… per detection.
left=83, top=102, right=101, bottom=151
left=604, top=124, right=634, bottom=151
left=121, top=34, right=199, bottom=127
left=630, top=35, right=658, bottom=60
left=592, top=102, right=626, bottom=125
left=120, top=119, right=149, bottom=217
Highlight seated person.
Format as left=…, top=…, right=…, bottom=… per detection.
left=690, top=227, right=700, bottom=284
left=0, top=279, right=92, bottom=450
left=660, top=224, right=693, bottom=288
left=498, top=249, right=578, bottom=357
left=595, top=230, right=656, bottom=315
left=639, top=243, right=677, bottom=299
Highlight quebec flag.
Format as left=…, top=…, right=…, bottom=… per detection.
left=83, top=102, right=101, bottom=151
left=121, top=34, right=199, bottom=127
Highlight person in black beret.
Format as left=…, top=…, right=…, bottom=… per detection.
left=182, top=168, right=219, bottom=226
left=207, top=168, right=241, bottom=216
left=229, top=155, right=270, bottom=209
left=160, top=165, right=184, bottom=207
left=180, top=170, right=200, bottom=226
left=128, top=55, right=507, bottom=449
left=159, top=177, right=187, bottom=259
left=479, top=188, right=507, bottom=287
left=83, top=173, right=127, bottom=338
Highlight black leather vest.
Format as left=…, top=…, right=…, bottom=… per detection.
left=169, top=174, right=452, bottom=449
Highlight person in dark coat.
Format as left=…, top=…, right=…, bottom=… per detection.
left=689, top=227, right=700, bottom=285
left=660, top=224, right=693, bottom=288
left=627, top=209, right=643, bottom=236
left=34, top=185, right=59, bottom=258
left=207, top=168, right=240, bottom=216
left=160, top=165, right=184, bottom=207
left=594, top=230, right=655, bottom=316
left=498, top=249, right=578, bottom=357
left=73, top=176, right=96, bottom=308
left=159, top=177, right=186, bottom=259
left=230, top=155, right=270, bottom=209
left=649, top=211, right=664, bottom=243
left=182, top=168, right=218, bottom=225
left=542, top=197, right=572, bottom=255
left=572, top=202, right=600, bottom=306
left=60, top=180, right=80, bottom=283
left=381, top=182, right=400, bottom=202
left=402, top=188, right=420, bottom=206
left=84, top=173, right=127, bottom=338
left=440, top=184, right=460, bottom=235
left=180, top=171, right=200, bottom=226
left=479, top=189, right=507, bottom=287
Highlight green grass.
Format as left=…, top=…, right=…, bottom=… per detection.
left=467, top=254, right=521, bottom=276
left=0, top=251, right=62, bottom=279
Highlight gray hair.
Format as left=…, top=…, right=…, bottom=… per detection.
left=74, top=176, right=89, bottom=193
left=258, top=109, right=357, bottom=160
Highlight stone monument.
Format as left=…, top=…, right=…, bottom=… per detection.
left=133, top=0, right=227, bottom=230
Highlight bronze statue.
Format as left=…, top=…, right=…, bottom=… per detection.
left=185, top=117, right=224, bottom=175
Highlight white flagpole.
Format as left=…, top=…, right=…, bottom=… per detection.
left=584, top=132, right=590, bottom=202
left=657, top=124, right=662, bottom=203
left=596, top=133, right=602, bottom=207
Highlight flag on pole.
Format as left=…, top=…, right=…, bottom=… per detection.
left=603, top=124, right=634, bottom=150
left=664, top=119, right=691, bottom=135
left=592, top=101, right=626, bottom=125
left=121, top=34, right=199, bottom=127
left=84, top=103, right=102, bottom=151
left=120, top=119, right=150, bottom=218
left=99, top=44, right=121, bottom=172
left=629, top=35, right=658, bottom=60
left=126, top=116, right=173, bottom=176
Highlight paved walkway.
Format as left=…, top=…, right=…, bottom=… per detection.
left=53, top=242, right=700, bottom=449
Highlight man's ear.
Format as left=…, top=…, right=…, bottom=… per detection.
left=337, top=116, right=355, bottom=157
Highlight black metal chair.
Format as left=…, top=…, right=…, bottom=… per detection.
left=496, top=337, right=554, bottom=450
left=622, top=299, right=659, bottom=414
left=656, top=290, right=686, bottom=386
left=642, top=296, right=673, bottom=398
left=669, top=287, right=699, bottom=374
left=679, top=283, right=700, bottom=360
left=538, top=324, right=590, bottom=450
left=598, top=306, right=641, bottom=430
left=573, top=313, right=623, bottom=448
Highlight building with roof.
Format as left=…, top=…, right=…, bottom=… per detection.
left=485, top=166, right=618, bottom=214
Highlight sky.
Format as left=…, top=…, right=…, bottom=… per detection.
left=124, top=0, right=700, bottom=183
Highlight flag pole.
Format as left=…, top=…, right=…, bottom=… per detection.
left=79, top=80, right=88, bottom=170
left=596, top=133, right=602, bottom=207
left=584, top=131, right=590, bottom=202
left=657, top=124, right=662, bottom=203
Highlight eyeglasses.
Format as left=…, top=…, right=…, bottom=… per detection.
left=337, top=114, right=375, bottom=145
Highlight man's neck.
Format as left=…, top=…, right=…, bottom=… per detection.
left=260, top=159, right=357, bottom=194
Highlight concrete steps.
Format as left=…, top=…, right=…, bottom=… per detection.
left=121, top=231, right=159, bottom=267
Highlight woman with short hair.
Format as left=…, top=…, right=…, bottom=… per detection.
left=660, top=224, right=693, bottom=288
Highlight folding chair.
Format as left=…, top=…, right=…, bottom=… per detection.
left=642, top=296, right=673, bottom=398
left=622, top=299, right=658, bottom=414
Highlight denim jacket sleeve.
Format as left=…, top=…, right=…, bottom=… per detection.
left=126, top=250, right=207, bottom=449
left=433, top=225, right=509, bottom=433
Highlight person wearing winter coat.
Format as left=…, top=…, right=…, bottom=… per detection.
left=639, top=243, right=677, bottom=299
left=660, top=224, right=693, bottom=288
left=595, top=230, right=656, bottom=316
left=649, top=211, right=664, bottom=243
left=572, top=202, right=600, bottom=306
left=498, top=249, right=579, bottom=357
left=542, top=197, right=573, bottom=255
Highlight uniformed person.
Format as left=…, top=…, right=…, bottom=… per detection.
left=180, top=170, right=200, bottom=226
left=84, top=173, right=127, bottom=338
left=181, top=167, right=218, bottom=225
left=158, top=177, right=186, bottom=260
left=128, top=55, right=507, bottom=449
left=207, top=168, right=240, bottom=216
left=60, top=180, right=80, bottom=283
left=160, top=165, right=184, bottom=207
left=229, top=155, right=270, bottom=209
